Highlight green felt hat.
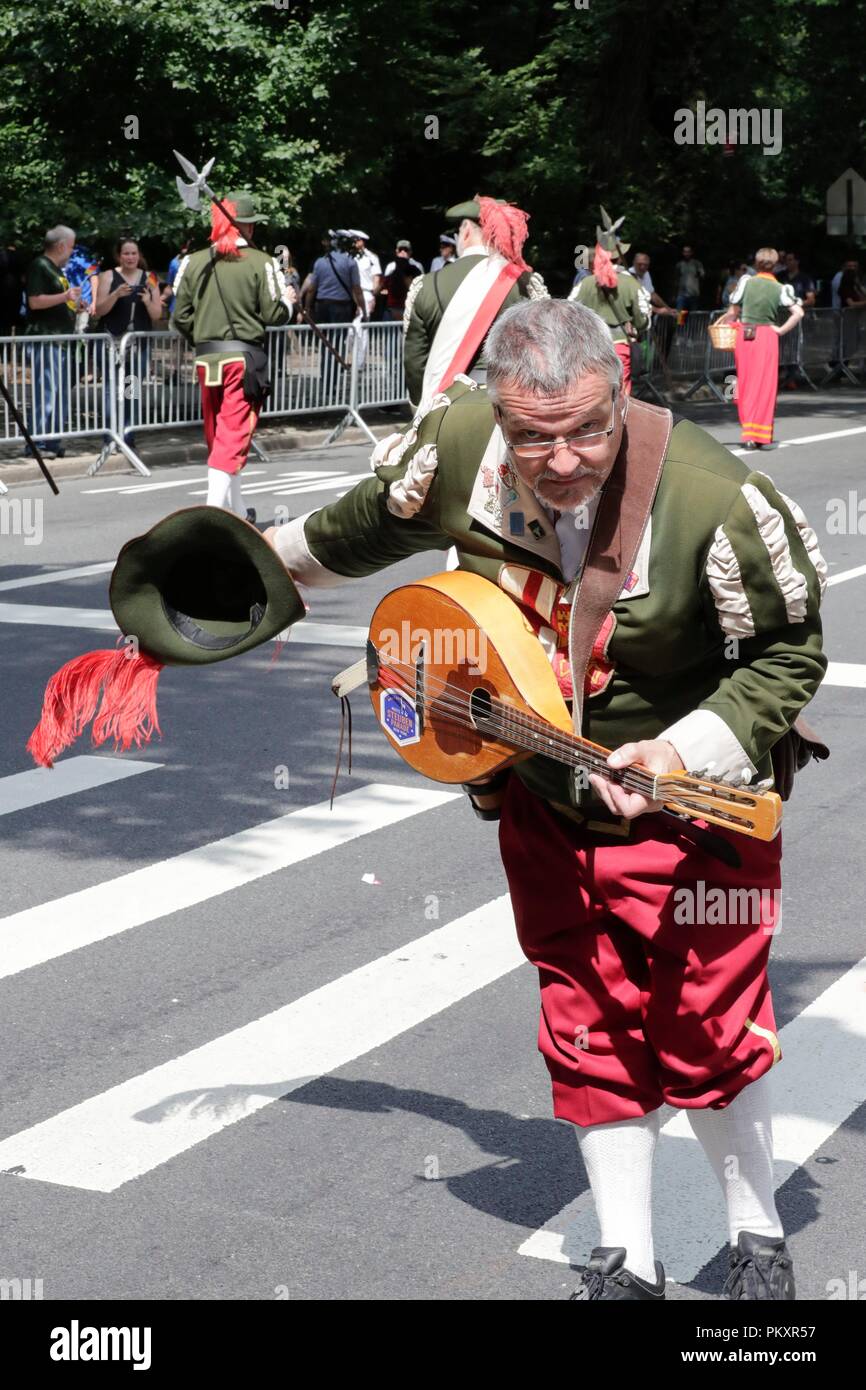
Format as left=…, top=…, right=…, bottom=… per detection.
left=225, top=190, right=269, bottom=224
left=445, top=199, right=481, bottom=222
left=109, top=507, right=305, bottom=665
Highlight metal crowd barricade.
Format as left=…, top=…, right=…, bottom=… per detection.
left=262, top=321, right=355, bottom=423
left=838, top=305, right=866, bottom=382
left=0, top=330, right=140, bottom=471
left=95, top=323, right=364, bottom=471
left=797, top=308, right=841, bottom=388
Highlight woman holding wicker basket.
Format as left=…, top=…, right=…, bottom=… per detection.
left=714, top=247, right=803, bottom=448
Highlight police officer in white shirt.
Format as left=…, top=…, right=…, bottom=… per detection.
left=350, top=231, right=382, bottom=319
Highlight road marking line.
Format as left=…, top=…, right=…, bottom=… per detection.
left=187, top=473, right=368, bottom=498
left=0, top=755, right=160, bottom=817
left=0, top=563, right=114, bottom=592
left=0, top=602, right=366, bottom=646
left=0, top=783, right=459, bottom=981
left=80, top=471, right=267, bottom=494
left=823, top=661, right=866, bottom=687
left=0, top=894, right=520, bottom=1191
left=518, top=955, right=866, bottom=1282
left=729, top=425, right=866, bottom=457
left=827, top=564, right=866, bottom=587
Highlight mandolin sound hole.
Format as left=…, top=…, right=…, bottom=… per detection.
left=469, top=686, right=495, bottom=732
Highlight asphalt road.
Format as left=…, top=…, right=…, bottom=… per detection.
left=1, top=388, right=865, bottom=1302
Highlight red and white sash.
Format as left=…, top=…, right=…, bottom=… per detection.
left=421, top=253, right=521, bottom=403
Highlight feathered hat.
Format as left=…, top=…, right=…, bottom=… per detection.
left=593, top=204, right=630, bottom=290
left=444, top=195, right=531, bottom=273
left=26, top=508, right=305, bottom=768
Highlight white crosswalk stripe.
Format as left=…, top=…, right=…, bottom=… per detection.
left=0, top=754, right=160, bottom=817
left=0, top=896, right=521, bottom=1192
left=0, top=601, right=366, bottom=647
left=0, top=783, right=458, bottom=980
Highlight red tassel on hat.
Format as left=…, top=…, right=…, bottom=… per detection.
left=476, top=195, right=531, bottom=273
left=593, top=242, right=618, bottom=290
left=27, top=647, right=164, bottom=769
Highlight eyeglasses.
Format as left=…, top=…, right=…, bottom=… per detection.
left=496, top=390, right=620, bottom=460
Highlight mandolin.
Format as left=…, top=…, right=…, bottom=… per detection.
left=332, top=571, right=782, bottom=842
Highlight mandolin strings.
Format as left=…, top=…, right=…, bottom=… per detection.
left=374, top=648, right=766, bottom=817
left=374, top=650, right=661, bottom=797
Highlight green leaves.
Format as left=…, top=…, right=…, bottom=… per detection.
left=0, top=0, right=860, bottom=280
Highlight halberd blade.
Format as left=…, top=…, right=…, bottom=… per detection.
left=173, top=149, right=199, bottom=181
left=201, top=156, right=215, bottom=180
left=176, top=175, right=201, bottom=210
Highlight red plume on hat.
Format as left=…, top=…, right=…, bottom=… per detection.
left=27, top=644, right=163, bottom=769
left=210, top=198, right=242, bottom=258
left=476, top=195, right=531, bottom=273
left=593, top=242, right=619, bottom=290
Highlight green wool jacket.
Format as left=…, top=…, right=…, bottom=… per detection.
left=574, top=272, right=648, bottom=344
left=403, top=253, right=547, bottom=407
left=171, top=244, right=290, bottom=375
left=272, top=380, right=827, bottom=813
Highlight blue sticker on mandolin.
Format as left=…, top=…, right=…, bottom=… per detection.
left=379, top=689, right=421, bottom=746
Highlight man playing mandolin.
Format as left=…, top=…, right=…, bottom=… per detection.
left=27, top=298, right=827, bottom=1303
left=263, top=298, right=827, bottom=1301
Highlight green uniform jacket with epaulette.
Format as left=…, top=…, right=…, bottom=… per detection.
left=272, top=380, right=827, bottom=814
left=171, top=243, right=291, bottom=377
left=403, top=253, right=548, bottom=407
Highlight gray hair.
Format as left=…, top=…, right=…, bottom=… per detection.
left=485, top=298, right=622, bottom=399
left=44, top=225, right=75, bottom=250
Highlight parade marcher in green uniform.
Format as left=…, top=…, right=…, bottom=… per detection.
left=403, top=195, right=548, bottom=409
left=172, top=193, right=297, bottom=517
left=28, top=299, right=828, bottom=1304
left=570, top=207, right=647, bottom=396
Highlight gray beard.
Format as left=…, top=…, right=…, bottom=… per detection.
left=534, top=476, right=602, bottom=514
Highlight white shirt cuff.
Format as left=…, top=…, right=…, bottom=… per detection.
left=660, top=709, right=759, bottom=784
left=271, top=511, right=347, bottom=588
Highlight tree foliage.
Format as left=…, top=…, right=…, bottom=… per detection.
left=1, top=0, right=864, bottom=290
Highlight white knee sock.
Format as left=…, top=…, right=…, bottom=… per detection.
left=229, top=472, right=246, bottom=517
left=576, top=1110, right=660, bottom=1283
left=687, top=1073, right=783, bottom=1244
left=206, top=468, right=233, bottom=510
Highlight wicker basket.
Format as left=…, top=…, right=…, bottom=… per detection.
left=708, top=321, right=738, bottom=351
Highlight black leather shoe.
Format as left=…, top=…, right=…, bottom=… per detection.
left=245, top=507, right=257, bottom=524
left=569, top=1247, right=666, bottom=1300
left=723, top=1231, right=795, bottom=1300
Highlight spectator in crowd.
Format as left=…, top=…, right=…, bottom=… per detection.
left=351, top=230, right=382, bottom=319
left=629, top=251, right=677, bottom=318
left=384, top=239, right=424, bottom=279
left=429, top=234, right=457, bottom=272
left=93, top=237, right=162, bottom=449
left=629, top=250, right=676, bottom=384
left=163, top=237, right=193, bottom=314
left=0, top=241, right=24, bottom=336
left=837, top=262, right=865, bottom=308
left=280, top=247, right=301, bottom=299
left=23, top=224, right=80, bottom=458
left=780, top=252, right=816, bottom=307
left=94, top=237, right=162, bottom=334
left=772, top=249, right=787, bottom=276
left=829, top=255, right=859, bottom=308
left=721, top=261, right=750, bottom=307
left=674, top=244, right=704, bottom=310
left=301, top=233, right=365, bottom=324
left=381, top=240, right=422, bottom=321
left=777, top=253, right=816, bottom=390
